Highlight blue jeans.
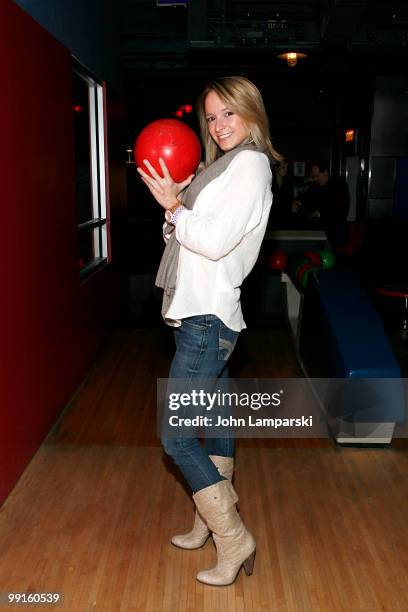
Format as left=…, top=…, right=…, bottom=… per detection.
left=161, top=315, right=239, bottom=493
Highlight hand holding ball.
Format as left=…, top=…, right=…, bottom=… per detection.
left=134, top=118, right=201, bottom=183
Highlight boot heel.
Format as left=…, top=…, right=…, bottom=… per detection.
left=242, top=549, right=256, bottom=576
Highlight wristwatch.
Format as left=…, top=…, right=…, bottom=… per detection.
left=165, top=201, right=184, bottom=225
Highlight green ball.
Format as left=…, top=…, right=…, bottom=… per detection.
left=319, top=250, right=336, bottom=269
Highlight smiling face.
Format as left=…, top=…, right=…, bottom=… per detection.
left=204, top=90, right=251, bottom=152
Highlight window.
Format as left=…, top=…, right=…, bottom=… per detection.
left=72, top=61, right=109, bottom=279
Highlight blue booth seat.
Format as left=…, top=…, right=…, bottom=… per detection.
left=298, top=269, right=405, bottom=436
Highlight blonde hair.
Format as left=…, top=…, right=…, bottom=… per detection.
left=275, top=159, right=289, bottom=187
left=196, top=76, right=283, bottom=165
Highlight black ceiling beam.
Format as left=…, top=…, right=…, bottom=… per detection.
left=188, top=0, right=209, bottom=43
left=321, top=0, right=368, bottom=44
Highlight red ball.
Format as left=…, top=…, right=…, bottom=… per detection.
left=134, top=118, right=201, bottom=183
left=304, top=251, right=322, bottom=266
left=268, top=251, right=288, bottom=270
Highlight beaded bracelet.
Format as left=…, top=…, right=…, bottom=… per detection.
left=166, top=205, right=185, bottom=225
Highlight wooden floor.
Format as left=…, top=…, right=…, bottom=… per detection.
left=0, top=327, right=408, bottom=611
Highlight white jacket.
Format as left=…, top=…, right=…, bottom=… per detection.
left=165, top=150, right=273, bottom=331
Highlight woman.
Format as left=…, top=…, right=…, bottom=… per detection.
left=270, top=158, right=294, bottom=226
left=137, top=76, right=281, bottom=586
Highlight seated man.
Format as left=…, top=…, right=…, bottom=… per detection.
left=292, top=160, right=350, bottom=250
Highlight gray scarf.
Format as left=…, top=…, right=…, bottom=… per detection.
left=155, top=143, right=263, bottom=320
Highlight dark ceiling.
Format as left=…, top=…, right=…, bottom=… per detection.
left=120, top=0, right=408, bottom=84
left=120, top=2, right=408, bottom=196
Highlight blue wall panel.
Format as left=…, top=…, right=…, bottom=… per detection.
left=394, top=158, right=408, bottom=221
left=13, top=0, right=120, bottom=89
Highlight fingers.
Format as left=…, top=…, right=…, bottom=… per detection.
left=137, top=158, right=174, bottom=188
left=137, top=159, right=195, bottom=209
left=179, top=174, right=195, bottom=190
left=137, top=164, right=156, bottom=182
left=138, top=171, right=160, bottom=192
left=140, top=176, right=163, bottom=199
left=138, top=159, right=194, bottom=190
left=141, top=158, right=163, bottom=181
left=158, top=157, right=172, bottom=180
left=137, top=161, right=167, bottom=192
left=137, top=166, right=151, bottom=180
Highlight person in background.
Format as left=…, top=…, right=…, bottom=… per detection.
left=292, top=160, right=350, bottom=250
left=269, top=159, right=294, bottom=227
left=137, top=76, right=282, bottom=586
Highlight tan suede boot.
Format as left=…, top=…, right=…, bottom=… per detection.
left=193, top=479, right=256, bottom=586
left=171, top=455, right=234, bottom=550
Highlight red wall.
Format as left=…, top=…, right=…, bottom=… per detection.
left=0, top=1, right=122, bottom=503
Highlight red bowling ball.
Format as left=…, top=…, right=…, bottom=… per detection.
left=304, top=250, right=322, bottom=266
left=134, top=118, right=201, bottom=183
left=268, top=251, right=288, bottom=270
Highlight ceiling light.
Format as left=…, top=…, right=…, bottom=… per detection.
left=277, top=51, right=307, bottom=67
